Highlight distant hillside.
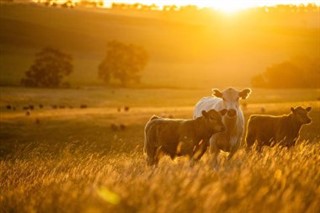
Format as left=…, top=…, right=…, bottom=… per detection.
left=0, top=3, right=319, bottom=88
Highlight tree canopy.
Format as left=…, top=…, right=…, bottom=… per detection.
left=98, top=40, right=148, bottom=86
left=251, top=56, right=320, bottom=88
left=21, top=47, right=73, bottom=88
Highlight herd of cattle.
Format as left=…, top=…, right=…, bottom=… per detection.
left=144, top=88, right=313, bottom=166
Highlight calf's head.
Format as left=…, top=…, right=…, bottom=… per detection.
left=201, top=109, right=227, bottom=133
left=291, top=106, right=312, bottom=124
left=212, top=87, right=251, bottom=118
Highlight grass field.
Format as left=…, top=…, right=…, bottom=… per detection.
left=0, top=87, right=319, bottom=212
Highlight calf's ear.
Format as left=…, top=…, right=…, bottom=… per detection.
left=306, top=107, right=312, bottom=112
left=212, top=89, right=223, bottom=98
left=239, top=88, right=251, bottom=99
left=220, top=109, right=227, bottom=116
left=291, top=107, right=295, bottom=113
left=201, top=110, right=208, bottom=117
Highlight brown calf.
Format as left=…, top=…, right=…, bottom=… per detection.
left=246, top=106, right=312, bottom=152
left=144, top=109, right=227, bottom=166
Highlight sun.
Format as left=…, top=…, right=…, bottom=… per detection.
left=209, top=1, right=253, bottom=13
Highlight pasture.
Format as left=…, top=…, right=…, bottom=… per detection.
left=0, top=87, right=319, bottom=212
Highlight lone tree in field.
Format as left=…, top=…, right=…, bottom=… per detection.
left=98, top=40, right=148, bottom=86
left=21, top=47, right=73, bottom=88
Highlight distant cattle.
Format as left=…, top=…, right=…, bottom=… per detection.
left=193, top=87, right=251, bottom=167
left=6, top=105, right=12, bottom=110
left=246, top=106, right=312, bottom=152
left=124, top=106, right=130, bottom=112
left=119, top=124, right=126, bottom=131
left=110, top=123, right=119, bottom=131
left=144, top=109, right=227, bottom=166
left=80, top=104, right=88, bottom=109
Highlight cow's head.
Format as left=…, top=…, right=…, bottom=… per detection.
left=291, top=106, right=312, bottom=125
left=201, top=109, right=227, bottom=133
left=212, top=88, right=251, bottom=118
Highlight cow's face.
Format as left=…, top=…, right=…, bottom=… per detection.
left=291, top=106, right=312, bottom=124
left=212, top=88, right=251, bottom=118
left=202, top=109, right=227, bottom=133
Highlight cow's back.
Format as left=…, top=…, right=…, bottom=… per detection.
left=193, top=97, right=222, bottom=118
left=247, top=115, right=282, bottom=142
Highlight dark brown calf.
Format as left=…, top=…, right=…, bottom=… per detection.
left=246, top=106, right=312, bottom=152
left=144, top=109, right=227, bottom=166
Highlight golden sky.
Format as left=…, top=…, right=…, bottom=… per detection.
left=103, top=0, right=319, bottom=12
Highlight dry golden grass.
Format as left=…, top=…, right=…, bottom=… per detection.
left=1, top=142, right=319, bottom=213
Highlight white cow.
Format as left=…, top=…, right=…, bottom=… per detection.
left=193, top=88, right=251, bottom=166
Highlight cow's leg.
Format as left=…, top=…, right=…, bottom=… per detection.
left=228, top=137, right=240, bottom=160
left=255, top=139, right=263, bottom=153
left=189, top=139, right=209, bottom=166
left=153, top=146, right=163, bottom=166
left=210, top=139, right=220, bottom=170
left=245, top=131, right=256, bottom=152
left=146, top=147, right=156, bottom=166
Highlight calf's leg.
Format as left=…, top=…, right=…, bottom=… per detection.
left=245, top=131, right=256, bottom=152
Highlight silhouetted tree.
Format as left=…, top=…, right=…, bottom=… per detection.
left=98, top=40, right=148, bottom=86
left=251, top=56, right=320, bottom=88
left=21, top=47, right=73, bottom=88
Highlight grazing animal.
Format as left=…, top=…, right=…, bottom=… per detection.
left=110, top=123, right=119, bottom=131
left=144, top=109, right=227, bottom=166
left=124, top=106, right=130, bottom=112
left=119, top=124, right=126, bottom=131
left=80, top=104, right=88, bottom=109
left=6, top=105, right=12, bottom=110
left=193, top=88, right=251, bottom=166
left=246, top=106, right=312, bottom=151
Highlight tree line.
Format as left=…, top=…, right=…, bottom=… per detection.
left=21, top=41, right=148, bottom=88
left=251, top=56, right=320, bottom=88
left=14, top=1, right=320, bottom=13
left=22, top=43, right=319, bottom=89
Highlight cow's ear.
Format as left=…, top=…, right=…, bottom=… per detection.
left=201, top=110, right=208, bottom=117
left=220, top=109, right=227, bottom=116
left=306, top=107, right=312, bottom=112
left=291, top=107, right=295, bottom=113
left=239, top=88, right=251, bottom=99
left=212, top=89, right=223, bottom=98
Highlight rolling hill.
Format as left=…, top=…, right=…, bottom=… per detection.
left=0, top=3, right=319, bottom=88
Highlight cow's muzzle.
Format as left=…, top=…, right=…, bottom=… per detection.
left=227, top=109, right=237, bottom=117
